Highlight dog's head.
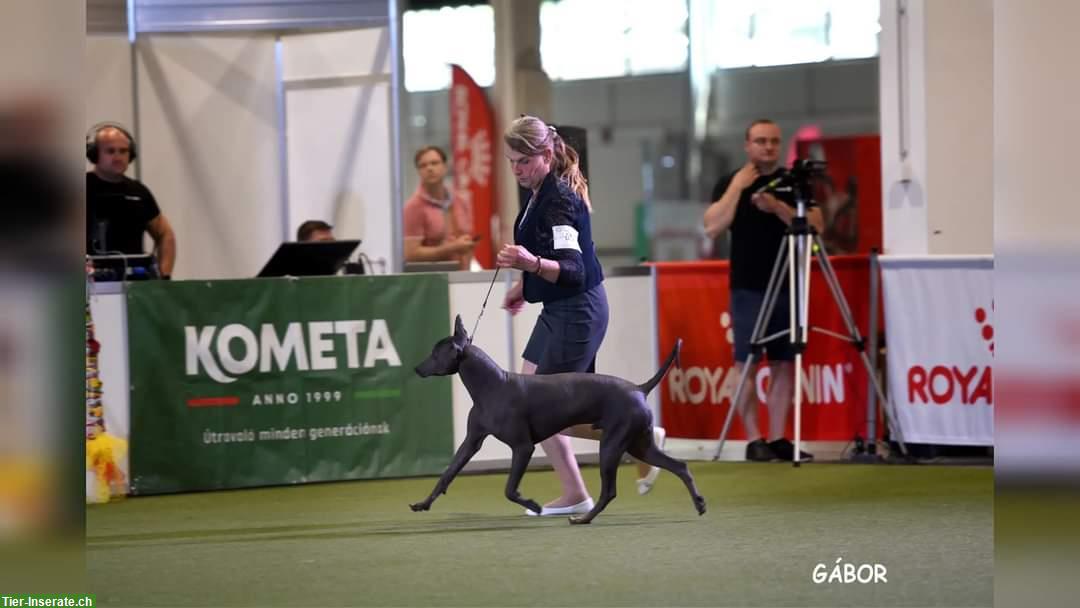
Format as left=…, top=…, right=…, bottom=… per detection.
left=414, top=314, right=469, bottom=378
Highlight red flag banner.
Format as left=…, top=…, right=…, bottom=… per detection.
left=449, top=65, right=496, bottom=268
left=654, top=257, right=884, bottom=441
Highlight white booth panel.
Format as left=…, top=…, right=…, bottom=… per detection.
left=282, top=28, right=390, bottom=81
left=285, top=82, right=394, bottom=270
left=135, top=34, right=283, bottom=280
left=598, top=271, right=661, bottom=418
left=86, top=35, right=135, bottom=139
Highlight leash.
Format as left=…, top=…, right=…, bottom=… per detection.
left=468, top=267, right=500, bottom=345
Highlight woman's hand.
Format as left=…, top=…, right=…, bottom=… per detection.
left=496, top=244, right=538, bottom=272
left=502, top=279, right=525, bottom=315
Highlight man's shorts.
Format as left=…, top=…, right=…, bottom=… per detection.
left=731, top=287, right=796, bottom=362
left=523, top=283, right=609, bottom=374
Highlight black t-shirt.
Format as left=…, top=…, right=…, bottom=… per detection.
left=710, top=168, right=794, bottom=292
left=86, top=172, right=161, bottom=255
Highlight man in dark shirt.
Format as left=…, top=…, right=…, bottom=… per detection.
left=703, top=119, right=824, bottom=462
left=86, top=124, right=176, bottom=277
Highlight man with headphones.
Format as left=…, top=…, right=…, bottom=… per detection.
left=86, top=122, right=177, bottom=278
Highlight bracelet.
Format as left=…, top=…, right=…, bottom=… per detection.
left=534, top=256, right=543, bottom=274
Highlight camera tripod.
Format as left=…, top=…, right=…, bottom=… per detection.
left=711, top=176, right=908, bottom=466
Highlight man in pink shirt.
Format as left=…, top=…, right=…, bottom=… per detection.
left=403, top=145, right=477, bottom=270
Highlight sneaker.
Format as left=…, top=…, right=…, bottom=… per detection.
left=745, top=438, right=777, bottom=462
left=636, top=426, right=667, bottom=495
left=768, top=438, right=814, bottom=462
left=525, top=498, right=594, bottom=516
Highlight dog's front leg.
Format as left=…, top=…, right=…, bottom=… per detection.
left=410, top=429, right=486, bottom=512
left=504, top=444, right=542, bottom=514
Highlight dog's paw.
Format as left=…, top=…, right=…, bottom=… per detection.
left=694, top=496, right=707, bottom=516
left=523, top=500, right=542, bottom=515
left=568, top=515, right=592, bottom=525
left=409, top=501, right=430, bottom=512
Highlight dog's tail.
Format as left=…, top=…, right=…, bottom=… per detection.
left=637, top=338, right=682, bottom=395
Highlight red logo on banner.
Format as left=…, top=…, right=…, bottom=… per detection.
left=907, top=365, right=993, bottom=405
left=449, top=65, right=496, bottom=268
left=974, top=304, right=994, bottom=354
left=905, top=303, right=994, bottom=406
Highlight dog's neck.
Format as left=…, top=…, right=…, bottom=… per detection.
left=457, top=343, right=508, bottom=396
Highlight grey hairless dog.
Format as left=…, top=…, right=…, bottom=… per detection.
left=410, top=314, right=706, bottom=524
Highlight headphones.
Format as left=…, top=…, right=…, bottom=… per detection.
left=86, top=121, right=137, bottom=164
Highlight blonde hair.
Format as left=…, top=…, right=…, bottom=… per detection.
left=503, top=115, right=591, bottom=211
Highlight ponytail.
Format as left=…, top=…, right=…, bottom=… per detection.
left=551, top=132, right=591, bottom=212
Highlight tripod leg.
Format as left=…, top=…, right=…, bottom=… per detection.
left=712, top=351, right=759, bottom=460
left=812, top=235, right=909, bottom=457
left=787, top=234, right=798, bottom=343
left=793, top=351, right=804, bottom=467
left=814, top=236, right=862, bottom=336
left=800, top=233, right=814, bottom=346
left=756, top=239, right=791, bottom=345
left=714, top=240, right=790, bottom=461
left=793, top=233, right=813, bottom=467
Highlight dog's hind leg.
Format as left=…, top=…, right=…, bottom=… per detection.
left=627, top=439, right=707, bottom=516
left=569, top=433, right=627, bottom=525
left=504, top=443, right=542, bottom=515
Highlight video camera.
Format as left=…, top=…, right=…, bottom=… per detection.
left=789, top=158, right=827, bottom=179
left=757, top=158, right=828, bottom=208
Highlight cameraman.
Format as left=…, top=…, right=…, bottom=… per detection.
left=703, top=119, right=824, bottom=462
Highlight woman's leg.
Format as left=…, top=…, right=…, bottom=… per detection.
left=562, top=425, right=657, bottom=480
left=540, top=284, right=668, bottom=495
left=521, top=360, right=591, bottom=508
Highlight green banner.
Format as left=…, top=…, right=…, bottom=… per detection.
left=126, top=275, right=453, bottom=494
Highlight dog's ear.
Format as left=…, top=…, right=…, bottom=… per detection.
left=454, top=314, right=467, bottom=340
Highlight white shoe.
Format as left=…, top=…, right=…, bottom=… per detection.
left=525, top=498, right=594, bottom=517
left=636, top=426, right=667, bottom=496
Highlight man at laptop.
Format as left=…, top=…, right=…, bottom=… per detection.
left=287, top=219, right=366, bottom=276
left=403, top=145, right=476, bottom=270
left=296, top=219, right=335, bottom=243
left=86, top=123, right=177, bottom=278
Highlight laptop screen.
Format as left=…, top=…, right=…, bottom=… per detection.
left=257, top=240, right=361, bottom=277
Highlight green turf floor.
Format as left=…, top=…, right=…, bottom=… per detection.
left=87, top=462, right=992, bottom=607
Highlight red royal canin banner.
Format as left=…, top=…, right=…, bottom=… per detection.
left=449, top=65, right=496, bottom=268
left=654, top=257, right=883, bottom=441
